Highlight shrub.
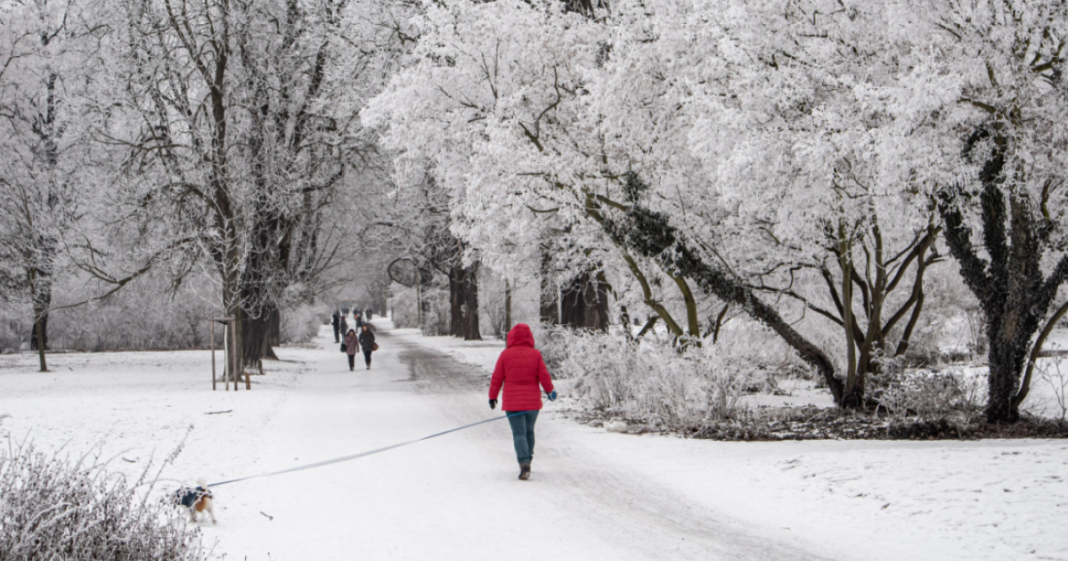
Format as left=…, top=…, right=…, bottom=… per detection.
left=278, top=302, right=323, bottom=345
left=1036, top=353, right=1067, bottom=422
left=530, top=324, right=570, bottom=375
left=0, top=440, right=205, bottom=561
left=388, top=285, right=419, bottom=328
left=561, top=327, right=777, bottom=428
left=873, top=368, right=984, bottom=421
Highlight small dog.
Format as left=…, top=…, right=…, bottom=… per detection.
left=174, top=479, right=216, bottom=524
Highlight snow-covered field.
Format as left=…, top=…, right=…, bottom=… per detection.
left=2, top=322, right=1066, bottom=560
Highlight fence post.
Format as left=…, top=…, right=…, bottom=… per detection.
left=230, top=321, right=238, bottom=391
left=210, top=317, right=241, bottom=392
left=211, top=320, right=216, bottom=391
left=224, top=322, right=230, bottom=391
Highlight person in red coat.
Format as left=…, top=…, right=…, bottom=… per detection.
left=489, top=323, right=557, bottom=480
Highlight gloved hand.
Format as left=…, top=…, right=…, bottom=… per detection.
left=546, top=390, right=558, bottom=401
left=489, top=399, right=498, bottom=410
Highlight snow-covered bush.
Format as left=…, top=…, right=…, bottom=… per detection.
left=561, top=327, right=782, bottom=428
left=389, top=285, right=419, bottom=328
left=0, top=308, right=26, bottom=354
left=477, top=271, right=508, bottom=340
left=278, top=303, right=322, bottom=344
left=1037, top=354, right=1067, bottom=422
left=416, top=286, right=451, bottom=336
left=529, top=323, right=570, bottom=374
left=0, top=440, right=205, bottom=561
left=30, top=270, right=219, bottom=352
left=874, top=369, right=984, bottom=421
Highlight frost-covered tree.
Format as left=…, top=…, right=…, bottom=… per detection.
left=363, top=0, right=623, bottom=334
left=0, top=0, right=96, bottom=371
left=232, top=0, right=374, bottom=365
left=364, top=0, right=855, bottom=399
left=89, top=0, right=407, bottom=371
left=98, top=0, right=251, bottom=373
left=664, top=0, right=961, bottom=405
left=365, top=0, right=1068, bottom=416
left=923, top=0, right=1068, bottom=422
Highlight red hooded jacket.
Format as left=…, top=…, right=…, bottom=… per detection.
left=489, top=324, right=555, bottom=411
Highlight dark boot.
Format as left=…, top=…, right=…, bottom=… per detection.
left=519, top=463, right=531, bottom=480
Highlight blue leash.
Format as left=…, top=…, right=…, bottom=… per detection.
left=207, top=411, right=523, bottom=487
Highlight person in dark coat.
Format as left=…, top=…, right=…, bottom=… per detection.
left=355, top=313, right=363, bottom=329
left=488, top=323, right=556, bottom=480
left=343, top=329, right=358, bottom=371
left=340, top=314, right=348, bottom=337
left=358, top=324, right=376, bottom=370
left=331, top=311, right=341, bottom=343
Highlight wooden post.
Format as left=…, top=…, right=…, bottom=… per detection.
left=230, top=321, right=238, bottom=391
left=211, top=320, right=216, bottom=391
left=209, top=317, right=240, bottom=392
left=244, top=315, right=252, bottom=390
left=223, top=322, right=230, bottom=391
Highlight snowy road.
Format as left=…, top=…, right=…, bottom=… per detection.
left=203, top=329, right=829, bottom=561
left=3, top=324, right=1067, bottom=561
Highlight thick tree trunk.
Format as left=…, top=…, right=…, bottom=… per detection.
left=504, top=280, right=513, bottom=334
left=937, top=130, right=1068, bottom=422
left=986, top=323, right=1028, bottom=422
left=449, top=266, right=464, bottom=336
left=242, top=301, right=279, bottom=367
left=239, top=244, right=279, bottom=366
left=418, top=264, right=433, bottom=333
left=539, top=250, right=559, bottom=325
left=449, top=263, right=481, bottom=339
left=29, top=306, right=49, bottom=351
left=32, top=304, right=48, bottom=372
left=462, top=262, right=481, bottom=340
left=268, top=306, right=281, bottom=349
left=559, top=271, right=610, bottom=331
left=222, top=258, right=245, bottom=386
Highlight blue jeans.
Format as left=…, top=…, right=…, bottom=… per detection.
left=506, top=410, right=539, bottom=464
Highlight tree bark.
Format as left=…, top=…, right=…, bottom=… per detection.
left=937, top=128, right=1068, bottom=422
left=462, top=261, right=481, bottom=340
left=268, top=306, right=281, bottom=349
left=839, top=222, right=859, bottom=405
left=418, top=263, right=433, bottom=333
left=33, top=304, right=47, bottom=372
left=504, top=279, right=513, bottom=334
left=448, top=262, right=482, bottom=339
left=539, top=249, right=560, bottom=324
left=559, top=271, right=610, bottom=331
left=449, top=265, right=464, bottom=336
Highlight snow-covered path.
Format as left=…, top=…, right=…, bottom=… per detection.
left=3, top=323, right=1067, bottom=561
left=200, top=327, right=826, bottom=561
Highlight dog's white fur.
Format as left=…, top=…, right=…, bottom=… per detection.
left=188, top=478, right=216, bottom=525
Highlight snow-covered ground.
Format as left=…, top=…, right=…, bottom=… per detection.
left=1, top=322, right=1066, bottom=560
